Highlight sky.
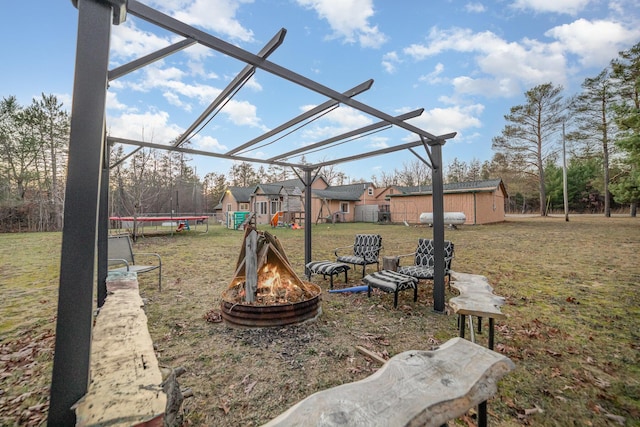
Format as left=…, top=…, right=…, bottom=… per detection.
left=3, top=0, right=639, bottom=182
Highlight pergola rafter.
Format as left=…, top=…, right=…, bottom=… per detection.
left=49, top=1, right=454, bottom=425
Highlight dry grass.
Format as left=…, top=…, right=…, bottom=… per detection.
left=1, top=215, right=639, bottom=426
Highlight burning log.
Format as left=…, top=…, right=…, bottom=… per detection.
left=225, top=226, right=316, bottom=305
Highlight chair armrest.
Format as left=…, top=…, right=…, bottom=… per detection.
left=444, top=255, right=454, bottom=270
left=395, top=252, right=416, bottom=265
left=334, top=245, right=354, bottom=257
left=108, top=258, right=130, bottom=270
left=134, top=252, right=162, bottom=266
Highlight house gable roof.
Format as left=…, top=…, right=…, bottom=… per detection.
left=270, top=175, right=329, bottom=192
left=221, top=186, right=256, bottom=203
left=254, top=184, right=283, bottom=195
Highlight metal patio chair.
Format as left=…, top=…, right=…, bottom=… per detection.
left=334, top=234, right=382, bottom=277
left=108, top=234, right=163, bottom=291
left=396, top=238, right=455, bottom=286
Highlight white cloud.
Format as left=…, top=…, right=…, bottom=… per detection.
left=510, top=0, right=592, bottom=15
left=110, top=20, right=172, bottom=62
left=465, top=2, right=486, bottom=13
left=403, top=27, right=570, bottom=97
left=147, top=0, right=255, bottom=42
left=418, top=63, right=446, bottom=84
left=105, top=92, right=129, bottom=111
left=369, top=136, right=389, bottom=149
left=408, top=104, right=484, bottom=136
left=222, top=100, right=267, bottom=130
left=298, top=106, right=373, bottom=140
left=545, top=18, right=640, bottom=66
left=382, top=51, right=401, bottom=74
left=107, top=110, right=183, bottom=143
left=295, top=0, right=388, bottom=48
left=193, top=134, right=227, bottom=151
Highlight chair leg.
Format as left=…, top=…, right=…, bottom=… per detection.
left=413, top=285, right=418, bottom=302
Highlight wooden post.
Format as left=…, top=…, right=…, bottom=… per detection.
left=383, top=256, right=399, bottom=272
left=245, top=229, right=257, bottom=302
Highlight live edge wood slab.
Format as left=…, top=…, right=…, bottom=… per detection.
left=263, top=337, right=514, bottom=427
left=74, top=272, right=166, bottom=427
left=448, top=272, right=506, bottom=321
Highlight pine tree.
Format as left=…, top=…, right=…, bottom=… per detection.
left=492, top=83, right=566, bottom=216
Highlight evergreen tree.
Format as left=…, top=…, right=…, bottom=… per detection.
left=568, top=69, right=617, bottom=216
left=610, top=42, right=640, bottom=216
left=492, top=83, right=567, bottom=216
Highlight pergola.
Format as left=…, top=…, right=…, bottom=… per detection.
left=49, top=1, right=456, bottom=424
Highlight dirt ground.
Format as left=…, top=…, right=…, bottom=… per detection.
left=1, top=215, right=639, bottom=426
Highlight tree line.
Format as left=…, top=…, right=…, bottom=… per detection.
left=1, top=43, right=638, bottom=231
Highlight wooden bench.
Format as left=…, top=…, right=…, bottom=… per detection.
left=74, top=272, right=186, bottom=426
left=264, top=337, right=514, bottom=426
left=448, top=271, right=507, bottom=427
left=306, top=261, right=351, bottom=289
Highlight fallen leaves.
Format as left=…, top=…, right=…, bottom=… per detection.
left=0, top=327, right=54, bottom=427
left=203, top=309, right=222, bottom=323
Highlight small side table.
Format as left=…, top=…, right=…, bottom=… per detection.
left=448, top=272, right=506, bottom=427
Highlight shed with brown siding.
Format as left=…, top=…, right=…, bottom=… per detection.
left=387, top=179, right=508, bottom=225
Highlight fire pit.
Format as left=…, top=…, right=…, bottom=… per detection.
left=221, top=227, right=322, bottom=327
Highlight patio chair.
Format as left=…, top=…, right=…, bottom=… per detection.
left=334, top=234, right=382, bottom=277
left=108, top=234, right=162, bottom=291
left=396, top=238, right=454, bottom=285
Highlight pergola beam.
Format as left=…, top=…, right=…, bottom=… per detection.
left=226, top=80, right=373, bottom=156
left=312, top=132, right=456, bottom=168
left=108, top=38, right=197, bottom=81
left=127, top=0, right=441, bottom=142
left=173, top=28, right=287, bottom=148
left=107, top=136, right=303, bottom=169
left=268, top=108, right=424, bottom=162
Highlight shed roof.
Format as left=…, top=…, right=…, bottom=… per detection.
left=392, top=179, right=507, bottom=197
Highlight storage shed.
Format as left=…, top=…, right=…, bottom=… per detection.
left=387, top=179, right=508, bottom=225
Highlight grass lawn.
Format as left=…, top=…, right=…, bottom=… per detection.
left=1, top=215, right=639, bottom=426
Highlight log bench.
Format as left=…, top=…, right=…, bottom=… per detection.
left=74, top=272, right=173, bottom=427
left=263, top=337, right=514, bottom=426
left=447, top=271, right=507, bottom=427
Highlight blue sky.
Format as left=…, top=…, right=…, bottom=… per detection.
left=3, top=0, right=639, bottom=181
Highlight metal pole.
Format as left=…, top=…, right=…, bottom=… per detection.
left=563, top=122, right=569, bottom=222
left=427, top=140, right=446, bottom=313
left=49, top=0, right=112, bottom=424
left=97, top=151, right=109, bottom=308
left=304, top=169, right=313, bottom=269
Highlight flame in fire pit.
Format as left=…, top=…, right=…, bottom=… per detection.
left=223, top=227, right=320, bottom=306
left=221, top=227, right=322, bottom=327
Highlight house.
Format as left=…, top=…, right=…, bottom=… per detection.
left=387, top=179, right=508, bottom=225
left=218, top=178, right=507, bottom=227
left=218, top=186, right=255, bottom=228
left=253, top=184, right=304, bottom=226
